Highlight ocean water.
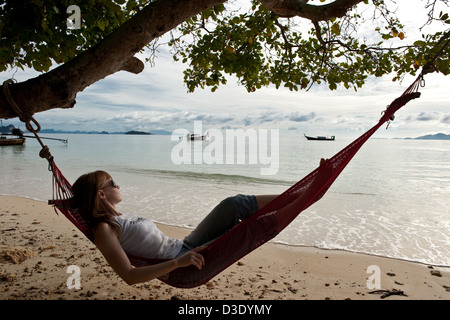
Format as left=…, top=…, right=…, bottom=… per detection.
left=0, top=132, right=449, bottom=266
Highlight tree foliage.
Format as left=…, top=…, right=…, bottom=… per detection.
left=0, top=0, right=149, bottom=72
left=1, top=0, right=449, bottom=95
left=170, top=0, right=449, bottom=92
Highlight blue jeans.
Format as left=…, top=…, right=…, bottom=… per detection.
left=176, top=194, right=258, bottom=257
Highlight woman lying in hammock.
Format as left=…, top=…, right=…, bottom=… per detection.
left=72, top=170, right=278, bottom=285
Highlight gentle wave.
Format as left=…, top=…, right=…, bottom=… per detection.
left=120, top=167, right=294, bottom=186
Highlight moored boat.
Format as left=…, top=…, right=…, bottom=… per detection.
left=179, top=132, right=210, bottom=141
left=0, top=136, right=26, bottom=145
left=1, top=121, right=67, bottom=145
left=1, top=121, right=26, bottom=145
left=304, top=134, right=335, bottom=141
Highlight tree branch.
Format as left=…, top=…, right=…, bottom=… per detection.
left=120, top=57, right=145, bottom=74
left=258, top=0, right=365, bottom=20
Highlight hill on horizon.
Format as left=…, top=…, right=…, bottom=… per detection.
left=407, top=133, right=450, bottom=140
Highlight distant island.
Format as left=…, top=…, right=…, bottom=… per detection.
left=1, top=124, right=173, bottom=136
left=18, top=128, right=173, bottom=135
left=125, top=130, right=151, bottom=135
left=406, top=133, right=450, bottom=140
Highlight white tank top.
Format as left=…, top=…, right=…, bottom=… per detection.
left=113, top=213, right=183, bottom=259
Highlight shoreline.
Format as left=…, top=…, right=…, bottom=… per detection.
left=269, top=243, right=450, bottom=269
left=1, top=195, right=449, bottom=300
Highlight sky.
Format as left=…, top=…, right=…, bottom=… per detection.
left=1, top=0, right=449, bottom=139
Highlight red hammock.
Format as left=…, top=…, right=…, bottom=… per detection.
left=48, top=76, right=422, bottom=288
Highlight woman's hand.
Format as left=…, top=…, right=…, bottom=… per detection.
left=175, top=247, right=205, bottom=270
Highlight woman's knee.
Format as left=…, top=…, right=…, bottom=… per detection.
left=223, top=194, right=258, bottom=220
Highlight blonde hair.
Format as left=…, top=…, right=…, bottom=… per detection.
left=72, top=170, right=120, bottom=236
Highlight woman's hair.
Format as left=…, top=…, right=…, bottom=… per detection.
left=72, top=170, right=119, bottom=235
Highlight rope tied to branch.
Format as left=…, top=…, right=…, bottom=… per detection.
left=2, top=79, right=53, bottom=164
left=2, top=79, right=34, bottom=123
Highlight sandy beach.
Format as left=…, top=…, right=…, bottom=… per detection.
left=0, top=195, right=449, bottom=302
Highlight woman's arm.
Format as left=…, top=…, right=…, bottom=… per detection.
left=94, top=222, right=205, bottom=285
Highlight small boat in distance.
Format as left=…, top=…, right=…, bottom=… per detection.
left=1, top=121, right=68, bottom=145
left=304, top=134, right=335, bottom=141
left=188, top=133, right=206, bottom=140
left=0, top=124, right=26, bottom=145
left=180, top=132, right=210, bottom=141
left=0, top=136, right=25, bottom=145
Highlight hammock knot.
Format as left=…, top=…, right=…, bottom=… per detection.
left=39, top=145, right=53, bottom=162
left=382, top=91, right=421, bottom=129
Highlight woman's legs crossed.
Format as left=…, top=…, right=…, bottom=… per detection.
left=182, top=194, right=279, bottom=250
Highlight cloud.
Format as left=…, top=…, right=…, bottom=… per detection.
left=416, top=111, right=440, bottom=122
left=442, top=114, right=450, bottom=124
left=403, top=111, right=447, bottom=124
left=289, top=111, right=316, bottom=122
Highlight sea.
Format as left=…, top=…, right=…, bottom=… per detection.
left=1, top=131, right=449, bottom=267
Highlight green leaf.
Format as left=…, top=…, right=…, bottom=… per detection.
left=97, top=20, right=109, bottom=31
left=214, top=4, right=225, bottom=14
left=331, top=23, right=340, bottom=36
left=413, top=40, right=427, bottom=47
left=231, top=17, right=240, bottom=24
